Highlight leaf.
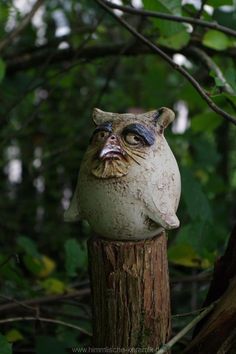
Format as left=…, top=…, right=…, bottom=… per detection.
left=5, top=329, right=24, bottom=343
left=0, top=58, right=6, bottom=82
left=191, top=111, right=222, bottom=132
left=23, top=254, right=43, bottom=274
left=41, top=278, right=66, bottom=295
left=224, top=64, right=236, bottom=93
left=192, top=137, right=220, bottom=168
left=36, top=336, right=67, bottom=354
left=37, top=255, right=56, bottom=278
left=143, top=0, right=184, bottom=36
left=17, top=236, right=40, bottom=258
left=203, top=30, right=230, bottom=51
left=223, top=92, right=236, bottom=106
left=64, top=239, right=87, bottom=277
left=175, top=220, right=219, bottom=258
left=208, top=0, right=232, bottom=5
left=168, top=243, right=211, bottom=269
left=158, top=30, right=190, bottom=50
left=181, top=167, right=212, bottom=222
left=0, top=333, right=12, bottom=354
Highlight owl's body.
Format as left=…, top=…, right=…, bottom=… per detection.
left=65, top=108, right=181, bottom=240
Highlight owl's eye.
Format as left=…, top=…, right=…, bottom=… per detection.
left=94, top=131, right=110, bottom=142
left=125, top=133, right=142, bottom=145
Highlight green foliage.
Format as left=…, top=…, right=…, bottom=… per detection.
left=191, top=112, right=222, bottom=132
left=0, top=333, right=12, bottom=354
left=65, top=239, right=87, bottom=277
left=0, top=1, right=236, bottom=352
left=202, top=30, right=230, bottom=51
left=36, top=336, right=67, bottom=354
left=17, top=236, right=41, bottom=258
left=0, top=58, right=5, bottom=82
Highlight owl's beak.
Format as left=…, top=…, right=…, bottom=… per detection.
left=99, top=135, right=125, bottom=160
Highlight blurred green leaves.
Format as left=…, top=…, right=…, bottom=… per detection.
left=36, top=336, right=67, bottom=354
left=0, top=58, right=5, bottom=82
left=203, top=30, right=230, bottom=51
left=0, top=333, right=12, bottom=354
left=181, top=167, right=212, bottom=223
left=191, top=112, right=222, bottom=133
left=65, top=238, right=87, bottom=277
left=17, top=236, right=41, bottom=259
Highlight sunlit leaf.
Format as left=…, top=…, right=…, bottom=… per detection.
left=41, top=278, right=66, bottom=295
left=158, top=30, right=190, bottom=50
left=203, top=30, right=230, bottom=50
left=37, top=255, right=56, bottom=278
left=168, top=243, right=211, bottom=269
left=5, top=329, right=24, bottom=343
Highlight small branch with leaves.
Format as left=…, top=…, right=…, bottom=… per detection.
left=103, top=1, right=236, bottom=38
left=95, top=0, right=236, bottom=126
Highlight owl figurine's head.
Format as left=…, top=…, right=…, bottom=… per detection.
left=87, top=107, right=175, bottom=179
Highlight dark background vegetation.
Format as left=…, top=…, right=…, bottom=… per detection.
left=0, top=0, right=236, bottom=352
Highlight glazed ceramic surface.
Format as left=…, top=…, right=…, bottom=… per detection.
left=64, top=107, right=181, bottom=240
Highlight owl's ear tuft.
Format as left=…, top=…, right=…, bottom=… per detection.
left=93, top=108, right=104, bottom=125
left=154, top=107, right=175, bottom=133
left=93, top=108, right=114, bottom=125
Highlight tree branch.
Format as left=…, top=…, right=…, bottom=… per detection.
left=0, top=288, right=90, bottom=313
left=4, top=39, right=236, bottom=75
left=0, top=316, right=92, bottom=336
left=189, top=46, right=234, bottom=94
left=95, top=0, right=236, bottom=125
left=103, top=1, right=236, bottom=38
left=156, top=301, right=217, bottom=354
left=0, top=0, right=44, bottom=54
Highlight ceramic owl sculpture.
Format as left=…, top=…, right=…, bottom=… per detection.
left=64, top=107, right=181, bottom=240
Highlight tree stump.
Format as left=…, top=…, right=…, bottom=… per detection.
left=88, top=231, right=171, bottom=353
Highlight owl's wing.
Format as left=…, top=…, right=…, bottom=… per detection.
left=146, top=195, right=180, bottom=230
left=64, top=180, right=81, bottom=222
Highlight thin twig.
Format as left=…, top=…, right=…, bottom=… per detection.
left=171, top=271, right=212, bottom=284
left=0, top=295, right=36, bottom=313
left=189, top=46, right=234, bottom=94
left=191, top=0, right=208, bottom=36
left=0, top=0, right=44, bottom=53
left=0, top=288, right=90, bottom=313
left=0, top=316, right=92, bottom=336
left=156, top=301, right=217, bottom=354
left=103, top=1, right=236, bottom=38
left=5, top=41, right=236, bottom=75
left=172, top=304, right=212, bottom=318
left=95, top=0, right=236, bottom=125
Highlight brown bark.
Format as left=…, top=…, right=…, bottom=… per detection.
left=185, top=277, right=236, bottom=354
left=185, top=225, right=236, bottom=354
left=88, top=231, right=171, bottom=353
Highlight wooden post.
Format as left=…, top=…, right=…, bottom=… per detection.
left=88, top=231, right=171, bottom=353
